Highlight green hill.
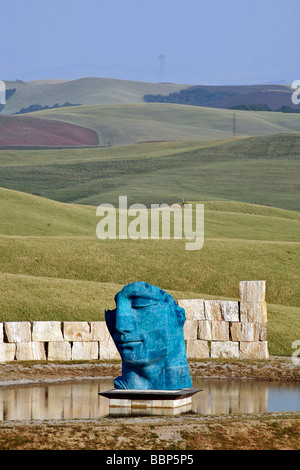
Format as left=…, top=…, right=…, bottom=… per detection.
left=0, top=187, right=299, bottom=355
left=1, top=78, right=191, bottom=115
left=2, top=78, right=294, bottom=115
left=26, top=103, right=300, bottom=146
left=0, top=133, right=299, bottom=211
left=1, top=187, right=300, bottom=240
left=0, top=187, right=95, bottom=236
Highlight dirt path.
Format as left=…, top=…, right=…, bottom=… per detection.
left=0, top=356, right=298, bottom=386
left=0, top=413, right=299, bottom=450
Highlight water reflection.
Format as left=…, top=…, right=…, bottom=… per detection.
left=0, top=380, right=113, bottom=421
left=0, top=378, right=299, bottom=421
left=193, top=378, right=262, bottom=415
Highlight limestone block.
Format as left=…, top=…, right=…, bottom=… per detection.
left=198, top=321, right=229, bottom=341
left=204, top=300, right=222, bottom=321
left=132, top=397, right=192, bottom=409
left=239, top=281, right=266, bottom=303
left=0, top=324, right=3, bottom=343
left=99, top=337, right=121, bottom=360
left=183, top=320, right=198, bottom=340
left=16, top=342, right=46, bottom=361
left=48, top=341, right=72, bottom=361
left=211, top=321, right=229, bottom=341
left=211, top=341, right=239, bottom=359
left=220, top=301, right=239, bottom=322
left=90, top=322, right=111, bottom=341
left=198, top=321, right=211, bottom=340
left=186, top=339, right=209, bottom=359
left=72, top=341, right=99, bottom=360
left=32, top=321, right=63, bottom=342
left=204, top=300, right=239, bottom=322
left=178, top=299, right=205, bottom=320
left=109, top=398, right=131, bottom=408
left=4, top=322, right=31, bottom=343
left=240, top=302, right=267, bottom=323
left=230, top=322, right=254, bottom=342
left=239, top=341, right=269, bottom=359
left=230, top=322, right=267, bottom=342
left=63, top=322, right=91, bottom=342
left=257, top=323, right=268, bottom=341
left=0, top=343, right=16, bottom=362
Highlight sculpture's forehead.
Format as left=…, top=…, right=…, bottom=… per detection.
left=115, top=282, right=164, bottom=302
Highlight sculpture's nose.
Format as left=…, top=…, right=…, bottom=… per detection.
left=114, top=297, right=134, bottom=334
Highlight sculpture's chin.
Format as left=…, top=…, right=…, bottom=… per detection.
left=122, top=348, right=168, bottom=368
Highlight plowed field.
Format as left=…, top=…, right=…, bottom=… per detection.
left=0, top=115, right=98, bottom=147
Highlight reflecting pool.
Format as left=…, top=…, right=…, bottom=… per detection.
left=0, top=378, right=299, bottom=421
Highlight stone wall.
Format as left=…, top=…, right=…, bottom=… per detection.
left=179, top=281, right=268, bottom=360
left=0, top=281, right=269, bottom=362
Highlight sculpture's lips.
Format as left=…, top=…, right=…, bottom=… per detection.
left=117, top=334, right=144, bottom=345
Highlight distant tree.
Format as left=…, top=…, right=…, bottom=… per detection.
left=15, top=102, right=81, bottom=114
left=277, top=106, right=300, bottom=113
left=227, top=104, right=300, bottom=113
left=144, top=86, right=240, bottom=107
left=228, top=104, right=272, bottom=111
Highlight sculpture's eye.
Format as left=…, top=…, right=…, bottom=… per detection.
left=131, top=297, right=157, bottom=309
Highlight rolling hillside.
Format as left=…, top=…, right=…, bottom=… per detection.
left=1, top=78, right=295, bottom=115
left=0, top=77, right=299, bottom=359
left=145, top=83, right=297, bottom=111
left=1, top=78, right=191, bottom=115
left=0, top=188, right=299, bottom=355
left=27, top=103, right=300, bottom=147
left=0, top=187, right=95, bottom=236
left=3, top=100, right=300, bottom=148
left=0, top=134, right=299, bottom=211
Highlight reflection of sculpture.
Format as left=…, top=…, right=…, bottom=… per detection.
left=105, top=281, right=192, bottom=390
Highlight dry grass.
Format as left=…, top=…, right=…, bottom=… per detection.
left=0, top=414, right=299, bottom=450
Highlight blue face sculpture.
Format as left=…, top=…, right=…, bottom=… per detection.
left=105, top=282, right=192, bottom=390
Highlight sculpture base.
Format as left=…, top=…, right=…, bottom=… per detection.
left=99, top=388, right=201, bottom=416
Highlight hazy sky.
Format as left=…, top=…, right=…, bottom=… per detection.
left=1, top=0, right=299, bottom=85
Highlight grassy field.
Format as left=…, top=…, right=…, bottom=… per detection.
left=28, top=103, right=300, bottom=146
left=0, top=187, right=299, bottom=356
left=0, top=133, right=299, bottom=210
left=0, top=117, right=299, bottom=357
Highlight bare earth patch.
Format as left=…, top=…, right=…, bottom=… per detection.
left=0, top=356, right=298, bottom=386
left=0, top=115, right=98, bottom=147
left=0, top=414, right=299, bottom=450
